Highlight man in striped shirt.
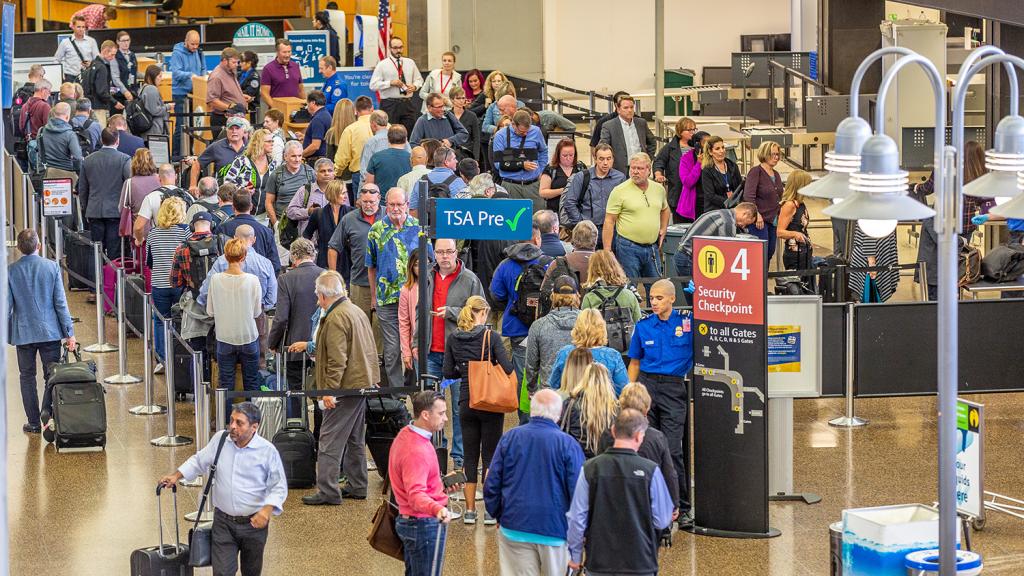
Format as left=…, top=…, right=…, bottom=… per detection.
left=674, top=202, right=758, bottom=277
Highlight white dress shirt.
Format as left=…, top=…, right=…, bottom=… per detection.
left=620, top=116, right=642, bottom=160
left=369, top=56, right=423, bottom=100
left=178, top=430, right=289, bottom=517
left=54, top=35, right=99, bottom=78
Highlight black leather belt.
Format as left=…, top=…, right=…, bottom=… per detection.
left=502, top=178, right=538, bottom=186
left=215, top=508, right=255, bottom=524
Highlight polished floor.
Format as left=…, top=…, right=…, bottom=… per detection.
left=9, top=285, right=1024, bottom=575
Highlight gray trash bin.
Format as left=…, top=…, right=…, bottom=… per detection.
left=830, top=521, right=843, bottom=576
left=661, top=223, right=691, bottom=276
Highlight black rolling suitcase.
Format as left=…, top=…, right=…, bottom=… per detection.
left=64, top=228, right=95, bottom=291
left=171, top=315, right=195, bottom=397
left=124, top=274, right=147, bottom=337
left=45, top=344, right=106, bottom=451
left=365, top=395, right=412, bottom=479
left=272, top=356, right=316, bottom=488
left=130, top=483, right=193, bottom=576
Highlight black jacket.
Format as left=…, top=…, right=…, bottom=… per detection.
left=559, top=396, right=613, bottom=459
left=653, top=136, right=684, bottom=209
left=455, top=109, right=480, bottom=161
left=88, top=60, right=114, bottom=111
left=267, top=261, right=324, bottom=361
left=638, top=426, right=679, bottom=508
left=443, top=325, right=514, bottom=406
left=115, top=50, right=137, bottom=90
left=701, top=158, right=744, bottom=211
left=303, top=203, right=353, bottom=270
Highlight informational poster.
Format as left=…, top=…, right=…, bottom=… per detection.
left=41, top=179, right=73, bottom=217
left=335, top=67, right=376, bottom=105
left=956, top=399, right=984, bottom=519
left=692, top=236, right=773, bottom=537
left=285, top=30, right=330, bottom=87
left=2, top=2, right=15, bottom=108
left=768, top=325, right=801, bottom=372
left=233, top=22, right=276, bottom=47
left=766, top=295, right=821, bottom=398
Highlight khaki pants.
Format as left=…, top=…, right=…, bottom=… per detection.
left=350, top=284, right=382, bottom=355
left=498, top=530, right=569, bottom=576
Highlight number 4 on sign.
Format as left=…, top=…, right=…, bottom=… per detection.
left=731, top=249, right=750, bottom=280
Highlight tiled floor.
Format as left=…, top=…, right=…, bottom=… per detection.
left=9, top=286, right=1024, bottom=575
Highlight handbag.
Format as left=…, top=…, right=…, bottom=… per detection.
left=367, top=481, right=404, bottom=561
left=118, top=179, right=134, bottom=237
left=188, top=432, right=230, bottom=567
left=958, top=236, right=982, bottom=286
left=468, top=329, right=519, bottom=413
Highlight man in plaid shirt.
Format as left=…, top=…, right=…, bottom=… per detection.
left=171, top=212, right=217, bottom=295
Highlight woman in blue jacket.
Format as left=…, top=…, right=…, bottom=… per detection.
left=547, top=309, right=629, bottom=395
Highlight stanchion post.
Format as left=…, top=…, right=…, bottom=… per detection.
left=54, top=224, right=64, bottom=272
left=829, top=302, right=868, bottom=427
left=151, top=317, right=192, bottom=446
left=105, top=267, right=141, bottom=384
left=182, top=351, right=213, bottom=505
left=131, top=293, right=166, bottom=415
left=215, top=388, right=228, bottom=432
left=84, top=242, right=117, bottom=353
left=38, top=205, right=48, bottom=259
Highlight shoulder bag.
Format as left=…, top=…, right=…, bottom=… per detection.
left=188, top=431, right=230, bottom=567
left=367, top=480, right=404, bottom=560
left=118, top=179, right=134, bottom=237
left=468, top=329, right=519, bottom=413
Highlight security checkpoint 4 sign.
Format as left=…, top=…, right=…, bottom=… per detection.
left=433, top=198, right=534, bottom=241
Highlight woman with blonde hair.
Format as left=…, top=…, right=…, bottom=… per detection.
left=777, top=169, right=813, bottom=272
left=301, top=179, right=352, bottom=269
left=325, top=98, right=355, bottom=159
left=443, top=295, right=513, bottom=525
left=224, top=127, right=277, bottom=216
left=145, top=197, right=190, bottom=372
left=559, top=362, right=618, bottom=458
left=580, top=250, right=642, bottom=322
left=207, top=238, right=264, bottom=396
left=547, top=308, right=629, bottom=395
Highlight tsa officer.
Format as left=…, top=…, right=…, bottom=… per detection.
left=319, top=56, right=347, bottom=115
left=627, top=278, right=693, bottom=528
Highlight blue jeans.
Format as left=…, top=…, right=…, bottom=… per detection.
left=674, top=253, right=695, bottom=307
left=510, top=336, right=528, bottom=425
left=349, top=172, right=362, bottom=206
left=613, top=235, right=662, bottom=281
left=217, top=340, right=261, bottom=418
left=395, top=516, right=446, bottom=576
left=428, top=351, right=462, bottom=466
left=748, top=221, right=778, bottom=262
left=152, top=286, right=182, bottom=362
left=17, top=341, right=62, bottom=426
left=172, top=95, right=187, bottom=159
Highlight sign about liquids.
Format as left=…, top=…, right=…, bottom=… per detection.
left=691, top=236, right=773, bottom=537
left=956, top=399, right=983, bottom=519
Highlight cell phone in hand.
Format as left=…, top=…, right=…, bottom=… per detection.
left=442, top=470, right=467, bottom=489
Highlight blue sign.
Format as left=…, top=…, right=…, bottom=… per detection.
left=335, top=67, right=376, bottom=105
left=285, top=30, right=330, bottom=87
left=2, top=2, right=15, bottom=108
left=433, top=198, right=534, bottom=241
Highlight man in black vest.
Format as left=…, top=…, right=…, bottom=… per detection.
left=566, top=408, right=674, bottom=576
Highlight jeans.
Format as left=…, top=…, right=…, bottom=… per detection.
left=172, top=95, right=187, bottom=159
left=674, top=255, right=695, bottom=307
left=377, top=303, right=403, bottom=389
left=151, top=286, right=182, bottom=362
left=428, top=351, right=462, bottom=466
left=349, top=172, right=362, bottom=206
left=217, top=340, right=261, bottom=418
left=211, top=509, right=269, bottom=576
left=88, top=217, right=120, bottom=261
left=748, top=221, right=778, bottom=262
left=17, top=341, right=62, bottom=426
left=510, top=336, right=528, bottom=424
left=395, top=516, right=446, bottom=576
left=613, top=235, right=662, bottom=281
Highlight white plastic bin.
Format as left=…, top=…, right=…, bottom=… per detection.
left=842, top=504, right=955, bottom=576
left=905, top=550, right=982, bottom=575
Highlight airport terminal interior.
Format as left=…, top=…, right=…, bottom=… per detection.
left=6, top=0, right=1024, bottom=574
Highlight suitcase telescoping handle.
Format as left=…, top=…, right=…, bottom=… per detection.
left=155, top=482, right=182, bottom=557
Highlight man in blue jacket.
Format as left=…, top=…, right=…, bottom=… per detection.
left=8, top=229, right=76, bottom=433
left=169, top=30, right=206, bottom=158
left=484, top=389, right=584, bottom=575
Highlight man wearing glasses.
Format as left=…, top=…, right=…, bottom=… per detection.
left=409, top=92, right=469, bottom=148
left=328, top=184, right=385, bottom=346
left=603, top=152, right=670, bottom=280
left=369, top=36, right=423, bottom=135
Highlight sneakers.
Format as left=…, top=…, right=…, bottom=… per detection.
left=154, top=363, right=165, bottom=374
left=483, top=511, right=497, bottom=526
left=463, top=510, right=477, bottom=525
left=367, top=456, right=377, bottom=471
left=22, top=423, right=41, bottom=434
left=677, top=510, right=694, bottom=530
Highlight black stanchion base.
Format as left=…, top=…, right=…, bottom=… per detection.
left=685, top=525, right=782, bottom=539
left=769, top=492, right=822, bottom=505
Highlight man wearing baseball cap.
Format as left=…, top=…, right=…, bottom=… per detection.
left=170, top=210, right=221, bottom=383
left=188, top=115, right=249, bottom=195
left=525, top=275, right=581, bottom=394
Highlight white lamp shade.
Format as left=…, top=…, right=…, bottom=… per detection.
left=802, top=172, right=853, bottom=200
left=989, top=193, right=1024, bottom=219
left=858, top=219, right=899, bottom=238
left=823, top=190, right=935, bottom=221
left=962, top=170, right=1022, bottom=199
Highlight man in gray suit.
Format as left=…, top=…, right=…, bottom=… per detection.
left=599, top=95, right=657, bottom=175
left=78, top=127, right=131, bottom=259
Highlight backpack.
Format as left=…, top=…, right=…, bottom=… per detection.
left=185, top=235, right=223, bottom=296
left=539, top=256, right=578, bottom=315
left=593, top=285, right=636, bottom=353
left=510, top=256, right=553, bottom=327
left=125, top=97, right=152, bottom=134
left=80, top=63, right=98, bottom=100
left=429, top=173, right=459, bottom=200
left=981, top=243, right=1024, bottom=282
left=72, top=118, right=95, bottom=154
left=194, top=199, right=229, bottom=228
left=161, top=186, right=195, bottom=208
left=11, top=88, right=35, bottom=142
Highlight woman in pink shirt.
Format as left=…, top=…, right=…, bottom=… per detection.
left=398, top=250, right=421, bottom=374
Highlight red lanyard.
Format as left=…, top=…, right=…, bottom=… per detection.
left=440, top=73, right=452, bottom=94
left=391, top=58, right=404, bottom=82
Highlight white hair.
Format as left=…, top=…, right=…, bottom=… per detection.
left=530, top=389, right=564, bottom=422
left=284, top=140, right=304, bottom=155
left=315, top=270, right=347, bottom=299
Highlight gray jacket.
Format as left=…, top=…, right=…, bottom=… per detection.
left=79, top=147, right=131, bottom=219
left=139, top=83, right=170, bottom=138
left=267, top=261, right=324, bottom=361
left=524, top=306, right=579, bottom=392
left=37, top=118, right=83, bottom=172
left=599, top=116, right=658, bottom=174
left=559, top=166, right=627, bottom=229
left=417, top=260, right=485, bottom=351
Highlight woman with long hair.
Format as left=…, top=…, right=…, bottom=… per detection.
left=302, top=179, right=352, bottom=269
left=313, top=10, right=341, bottom=61
left=398, top=249, right=421, bottom=375
left=777, top=169, right=813, bottom=272
left=443, top=295, right=514, bottom=525
left=559, top=362, right=618, bottom=458
left=137, top=64, right=170, bottom=138
left=448, top=86, right=480, bottom=160
left=743, top=140, right=784, bottom=261
left=675, top=130, right=710, bottom=222
left=700, top=135, right=744, bottom=211
left=540, top=138, right=586, bottom=213
left=325, top=98, right=355, bottom=160
left=580, top=250, right=642, bottom=322
left=547, top=308, right=629, bottom=394
left=146, top=197, right=191, bottom=374
left=121, top=147, right=162, bottom=246
left=223, top=127, right=277, bottom=217
left=463, top=68, right=486, bottom=108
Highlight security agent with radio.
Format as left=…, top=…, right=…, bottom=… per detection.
left=159, top=402, right=288, bottom=576
left=626, top=278, right=695, bottom=530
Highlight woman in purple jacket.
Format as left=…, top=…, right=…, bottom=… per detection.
left=675, top=131, right=709, bottom=222
left=743, top=140, right=785, bottom=260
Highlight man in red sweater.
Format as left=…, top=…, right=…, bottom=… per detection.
left=389, top=390, right=455, bottom=575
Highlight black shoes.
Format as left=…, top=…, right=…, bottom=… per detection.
left=22, top=423, right=41, bottom=434
left=301, top=493, right=341, bottom=506
left=677, top=510, right=694, bottom=530
left=341, top=489, right=367, bottom=500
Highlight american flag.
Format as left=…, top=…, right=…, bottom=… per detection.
left=378, top=0, right=391, bottom=62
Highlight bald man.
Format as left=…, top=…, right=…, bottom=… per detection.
left=397, top=145, right=431, bottom=196
left=626, top=278, right=694, bottom=528
left=170, top=30, right=207, bottom=157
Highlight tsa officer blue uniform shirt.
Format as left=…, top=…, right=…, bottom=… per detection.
left=627, top=309, right=694, bottom=377
left=322, top=72, right=347, bottom=115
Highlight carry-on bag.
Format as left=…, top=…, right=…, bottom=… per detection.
left=365, top=394, right=411, bottom=479
left=129, top=483, right=193, bottom=575
left=468, top=329, right=519, bottom=413
left=64, top=228, right=94, bottom=291
left=368, top=481, right=403, bottom=561
left=45, top=344, right=106, bottom=451
left=188, top=433, right=229, bottom=567
left=272, top=354, right=316, bottom=488
left=256, top=341, right=287, bottom=441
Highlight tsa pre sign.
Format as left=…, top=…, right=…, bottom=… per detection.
left=433, top=198, right=534, bottom=241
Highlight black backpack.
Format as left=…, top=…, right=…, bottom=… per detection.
left=125, top=97, right=152, bottom=134
left=510, top=256, right=553, bottom=327
left=80, top=63, right=99, bottom=100
left=539, top=256, right=578, bottom=316
left=593, top=285, right=636, bottom=353
left=161, top=186, right=195, bottom=208
left=429, top=173, right=459, bottom=200
left=72, top=118, right=95, bottom=155
left=185, top=235, right=223, bottom=296
left=11, top=88, right=35, bottom=142
left=194, top=200, right=229, bottom=228
left=981, top=243, right=1024, bottom=282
